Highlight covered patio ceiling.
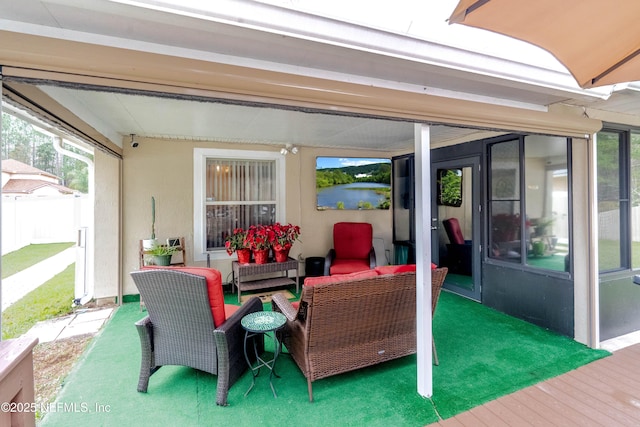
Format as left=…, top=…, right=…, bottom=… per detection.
left=2, top=0, right=639, bottom=150
left=32, top=84, right=503, bottom=151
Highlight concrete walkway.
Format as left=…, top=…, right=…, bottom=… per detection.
left=24, top=306, right=115, bottom=343
left=2, top=247, right=114, bottom=342
left=2, top=247, right=76, bottom=311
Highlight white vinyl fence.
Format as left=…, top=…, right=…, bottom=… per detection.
left=2, top=195, right=89, bottom=255
left=598, top=206, right=640, bottom=242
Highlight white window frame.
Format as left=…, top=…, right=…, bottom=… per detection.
left=193, top=148, right=286, bottom=262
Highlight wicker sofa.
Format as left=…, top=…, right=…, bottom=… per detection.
left=272, top=264, right=445, bottom=402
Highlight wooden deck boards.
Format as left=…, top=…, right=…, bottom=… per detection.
left=427, top=343, right=640, bottom=427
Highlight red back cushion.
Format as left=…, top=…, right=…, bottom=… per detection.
left=443, top=218, right=465, bottom=245
left=142, top=266, right=226, bottom=327
left=333, top=222, right=373, bottom=259
left=304, top=269, right=378, bottom=287
left=374, top=264, right=417, bottom=275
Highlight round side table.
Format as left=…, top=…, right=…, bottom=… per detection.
left=241, top=311, right=287, bottom=398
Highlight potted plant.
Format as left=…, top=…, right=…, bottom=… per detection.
left=271, top=222, right=301, bottom=262
left=533, top=217, right=554, bottom=237
left=225, top=228, right=251, bottom=264
left=245, top=224, right=274, bottom=264
left=148, top=243, right=179, bottom=266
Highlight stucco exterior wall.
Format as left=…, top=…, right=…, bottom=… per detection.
left=93, top=150, right=120, bottom=300
left=121, top=137, right=394, bottom=297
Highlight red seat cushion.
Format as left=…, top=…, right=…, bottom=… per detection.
left=142, top=266, right=226, bottom=327
left=329, top=258, right=371, bottom=275
left=224, top=304, right=240, bottom=319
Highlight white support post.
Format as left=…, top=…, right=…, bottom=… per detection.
left=414, top=123, right=432, bottom=397
left=587, top=134, right=600, bottom=348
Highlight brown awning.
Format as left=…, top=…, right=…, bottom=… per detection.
left=450, top=0, right=640, bottom=88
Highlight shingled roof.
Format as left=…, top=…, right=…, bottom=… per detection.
left=2, top=159, right=76, bottom=195
left=2, top=158, right=58, bottom=179
left=2, top=179, right=75, bottom=195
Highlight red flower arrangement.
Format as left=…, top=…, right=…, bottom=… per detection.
left=271, top=222, right=301, bottom=251
left=224, top=228, right=248, bottom=255
left=225, top=223, right=301, bottom=259
left=244, top=224, right=275, bottom=250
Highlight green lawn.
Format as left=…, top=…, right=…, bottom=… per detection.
left=598, top=239, right=640, bottom=270
left=1, top=264, right=76, bottom=340
left=2, top=242, right=74, bottom=279
left=1, top=243, right=77, bottom=340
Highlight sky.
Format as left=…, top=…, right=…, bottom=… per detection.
left=316, top=157, right=391, bottom=169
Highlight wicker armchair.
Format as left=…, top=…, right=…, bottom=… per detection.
left=131, top=269, right=263, bottom=406
left=431, top=267, right=448, bottom=366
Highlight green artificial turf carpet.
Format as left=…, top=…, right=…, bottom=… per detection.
left=40, top=291, right=609, bottom=427
left=443, top=273, right=473, bottom=291
left=526, top=253, right=567, bottom=271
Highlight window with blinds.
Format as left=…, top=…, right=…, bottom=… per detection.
left=205, top=158, right=277, bottom=250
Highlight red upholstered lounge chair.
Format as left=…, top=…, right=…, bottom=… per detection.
left=324, top=222, right=376, bottom=275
